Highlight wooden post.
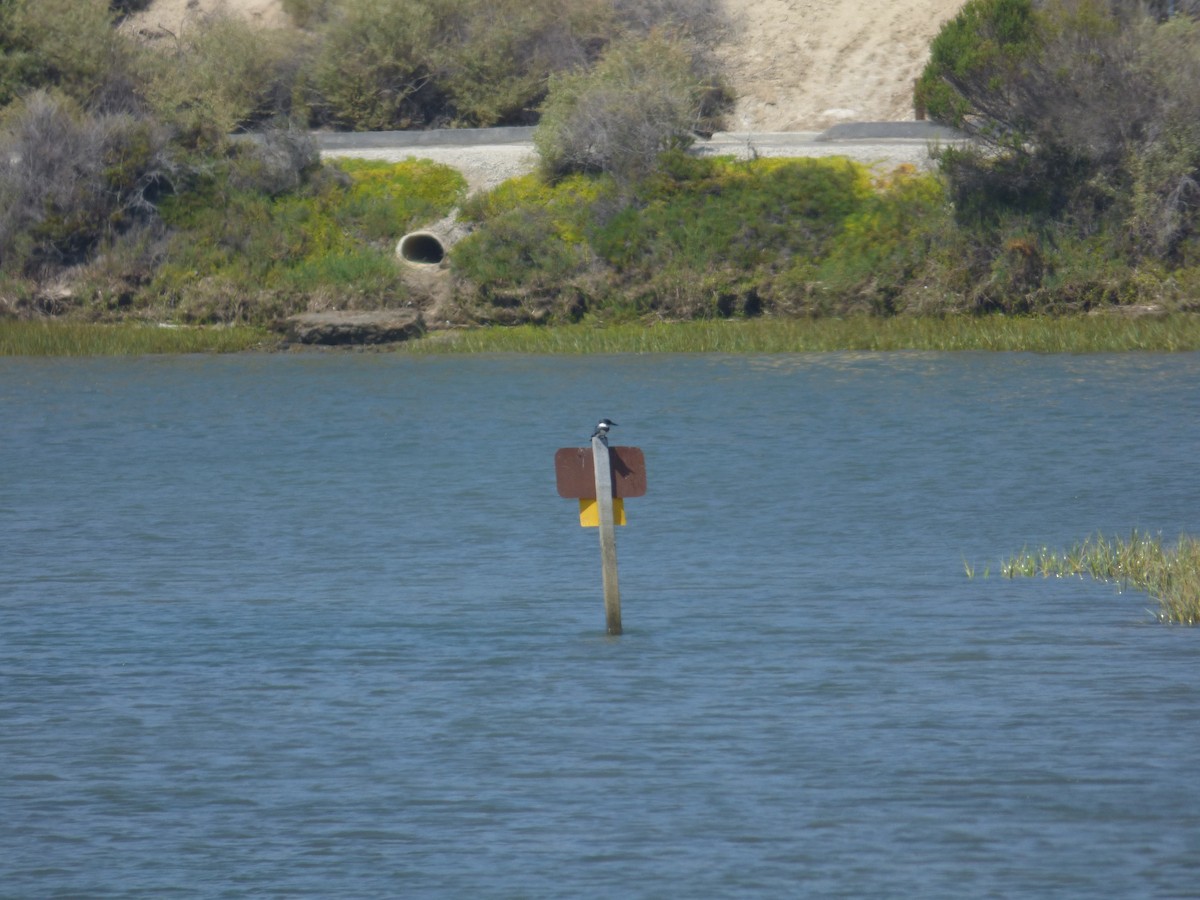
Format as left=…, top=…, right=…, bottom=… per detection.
left=591, top=435, right=622, bottom=635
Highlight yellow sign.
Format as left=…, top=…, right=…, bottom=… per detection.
left=578, top=498, right=626, bottom=527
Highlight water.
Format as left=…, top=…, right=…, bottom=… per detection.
left=3, top=352, right=1199, bottom=898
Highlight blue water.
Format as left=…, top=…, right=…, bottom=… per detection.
left=3, top=352, right=1199, bottom=898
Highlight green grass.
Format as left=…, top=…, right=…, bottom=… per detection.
left=1002, top=531, right=1200, bottom=625
left=406, top=314, right=1200, bottom=354
left=0, top=321, right=271, bottom=356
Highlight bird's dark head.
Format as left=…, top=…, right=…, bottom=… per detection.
left=596, top=418, right=617, bottom=431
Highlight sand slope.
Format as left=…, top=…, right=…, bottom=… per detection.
left=718, top=0, right=964, bottom=131
left=128, top=0, right=291, bottom=32
left=128, top=0, right=965, bottom=131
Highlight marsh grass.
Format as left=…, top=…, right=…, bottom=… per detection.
left=9, top=312, right=1200, bottom=356
left=0, top=321, right=270, bottom=356
left=1003, top=531, right=1200, bottom=624
left=407, top=314, right=1200, bottom=354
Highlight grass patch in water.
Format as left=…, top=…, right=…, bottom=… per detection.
left=0, top=321, right=271, bottom=356
left=1002, top=531, right=1200, bottom=624
left=408, top=314, right=1200, bottom=354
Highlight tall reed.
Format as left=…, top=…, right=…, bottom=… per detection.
left=0, top=321, right=270, bottom=356
left=1003, top=531, right=1200, bottom=624
left=8, top=313, right=1200, bottom=356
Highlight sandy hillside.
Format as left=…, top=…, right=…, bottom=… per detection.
left=129, top=0, right=291, bottom=31
left=128, top=0, right=965, bottom=132
left=718, top=0, right=964, bottom=131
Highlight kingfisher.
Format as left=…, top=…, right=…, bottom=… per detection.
left=591, top=418, right=617, bottom=443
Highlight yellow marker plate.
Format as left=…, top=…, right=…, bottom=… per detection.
left=578, top=498, right=626, bottom=527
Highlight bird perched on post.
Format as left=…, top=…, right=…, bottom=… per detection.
left=591, top=418, right=617, bottom=444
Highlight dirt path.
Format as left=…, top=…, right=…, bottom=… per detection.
left=129, top=0, right=965, bottom=132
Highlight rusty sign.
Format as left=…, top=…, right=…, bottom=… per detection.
left=554, top=446, right=647, bottom=499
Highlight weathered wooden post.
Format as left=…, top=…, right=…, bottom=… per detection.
left=554, top=436, right=647, bottom=636
left=591, top=434, right=622, bottom=635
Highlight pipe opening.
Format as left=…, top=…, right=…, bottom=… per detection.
left=398, top=231, right=446, bottom=265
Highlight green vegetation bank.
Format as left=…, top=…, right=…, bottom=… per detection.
left=4, top=0, right=1200, bottom=335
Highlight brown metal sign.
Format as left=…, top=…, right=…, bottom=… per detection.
left=555, top=446, right=647, bottom=499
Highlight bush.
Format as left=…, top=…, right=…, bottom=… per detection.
left=534, top=33, right=731, bottom=183
left=1123, top=15, right=1200, bottom=259
left=137, top=14, right=308, bottom=146
left=151, top=157, right=465, bottom=323
left=452, top=155, right=951, bottom=321
left=281, top=0, right=338, bottom=28
left=0, top=0, right=136, bottom=110
left=430, top=0, right=611, bottom=126
left=298, top=0, right=726, bottom=131
left=918, top=0, right=1155, bottom=178
left=0, top=92, right=174, bottom=278
left=453, top=174, right=604, bottom=302
left=612, top=0, right=726, bottom=39
left=916, top=0, right=1200, bottom=275
left=305, top=0, right=442, bottom=131
left=914, top=0, right=1040, bottom=130
left=228, top=128, right=322, bottom=198
left=110, top=0, right=154, bottom=16
left=304, top=0, right=615, bottom=130
left=814, top=166, right=949, bottom=314
left=334, top=156, right=468, bottom=240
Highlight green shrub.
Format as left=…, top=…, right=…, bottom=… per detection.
left=453, top=207, right=591, bottom=290
left=612, top=0, right=726, bottom=36
left=0, top=92, right=175, bottom=280
left=1121, top=16, right=1200, bottom=260
left=589, top=155, right=871, bottom=291
left=150, top=157, right=464, bottom=323
left=452, top=173, right=602, bottom=319
left=460, top=172, right=608, bottom=240
left=335, top=157, right=467, bottom=239
left=138, top=15, right=308, bottom=146
left=814, top=166, right=949, bottom=314
left=431, top=0, right=614, bottom=126
left=534, top=33, right=731, bottom=183
left=109, top=0, right=154, bottom=16
left=452, top=154, right=930, bottom=321
left=917, top=0, right=1200, bottom=295
left=914, top=0, right=1040, bottom=129
left=305, top=0, right=442, bottom=130
left=280, top=0, right=338, bottom=28
left=0, top=0, right=135, bottom=110
left=298, top=0, right=720, bottom=131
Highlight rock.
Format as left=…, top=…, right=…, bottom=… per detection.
left=283, top=309, right=425, bottom=345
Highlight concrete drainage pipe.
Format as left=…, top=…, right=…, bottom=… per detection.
left=397, top=231, right=446, bottom=265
